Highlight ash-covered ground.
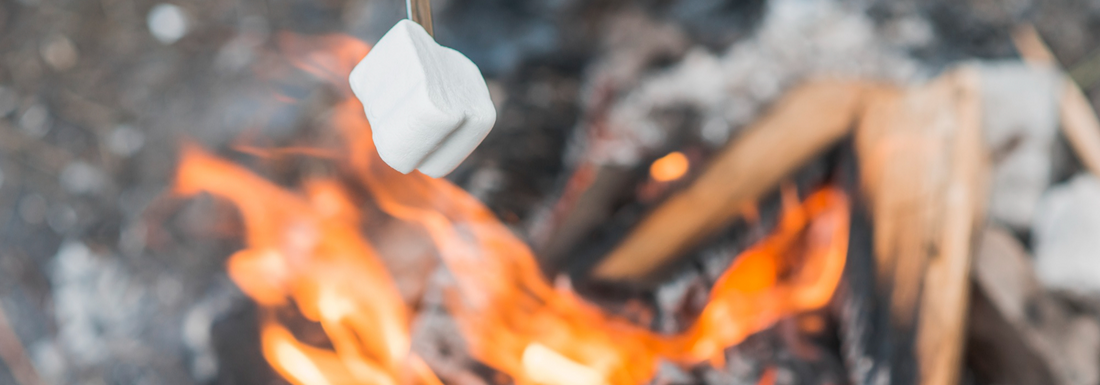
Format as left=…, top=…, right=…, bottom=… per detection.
left=2, top=0, right=1100, bottom=384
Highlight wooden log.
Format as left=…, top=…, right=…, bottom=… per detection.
left=591, top=79, right=875, bottom=281
left=531, top=163, right=635, bottom=271
left=1013, top=24, right=1100, bottom=180
left=855, top=67, right=988, bottom=385
left=966, top=226, right=1100, bottom=385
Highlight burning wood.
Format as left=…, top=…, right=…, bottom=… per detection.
left=164, top=28, right=1100, bottom=384
left=13, top=2, right=1100, bottom=385
left=592, top=63, right=996, bottom=385
left=592, top=79, right=870, bottom=281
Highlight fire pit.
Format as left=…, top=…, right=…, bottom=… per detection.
left=4, top=1, right=1100, bottom=385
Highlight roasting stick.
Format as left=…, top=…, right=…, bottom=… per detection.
left=1013, top=24, right=1100, bottom=179
left=407, top=0, right=434, bottom=37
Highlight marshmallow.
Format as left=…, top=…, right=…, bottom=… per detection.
left=349, top=20, right=496, bottom=178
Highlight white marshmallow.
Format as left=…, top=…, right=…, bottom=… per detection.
left=349, top=19, right=497, bottom=178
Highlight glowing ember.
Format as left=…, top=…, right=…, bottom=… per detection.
left=173, top=32, right=851, bottom=385
left=757, top=367, right=778, bottom=385
left=650, top=151, right=690, bottom=182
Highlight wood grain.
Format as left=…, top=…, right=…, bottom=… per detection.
left=856, top=67, right=988, bottom=385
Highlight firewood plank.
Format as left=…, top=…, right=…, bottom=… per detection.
left=592, top=79, right=874, bottom=281
left=914, top=67, right=986, bottom=385
left=855, top=67, right=988, bottom=385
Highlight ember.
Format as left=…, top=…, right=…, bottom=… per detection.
left=650, top=151, right=689, bottom=182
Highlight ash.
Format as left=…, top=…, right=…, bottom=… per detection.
left=37, top=241, right=157, bottom=384
left=580, top=0, right=922, bottom=167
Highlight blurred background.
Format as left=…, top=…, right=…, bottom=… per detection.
left=3, top=0, right=1100, bottom=384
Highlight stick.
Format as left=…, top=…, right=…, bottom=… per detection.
left=592, top=79, right=873, bottom=281
left=533, top=163, right=633, bottom=269
left=1012, top=24, right=1100, bottom=179
left=968, top=227, right=1063, bottom=385
left=1059, top=79, right=1100, bottom=178
left=1011, top=25, right=1057, bottom=66
left=0, top=306, right=44, bottom=385
left=407, top=0, right=434, bottom=37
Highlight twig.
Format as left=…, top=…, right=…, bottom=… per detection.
left=0, top=305, right=45, bottom=385
left=1068, top=49, right=1100, bottom=89
left=1011, top=25, right=1057, bottom=66
left=1013, top=24, right=1100, bottom=180
left=968, top=226, right=1071, bottom=385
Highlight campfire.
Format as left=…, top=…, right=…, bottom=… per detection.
left=173, top=32, right=851, bottom=385
left=167, top=18, right=1100, bottom=385
left=7, top=1, right=1100, bottom=385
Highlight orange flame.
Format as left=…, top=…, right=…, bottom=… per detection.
left=174, top=32, right=850, bottom=385
left=175, top=146, right=442, bottom=385
left=669, top=187, right=849, bottom=365
left=364, top=172, right=665, bottom=384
